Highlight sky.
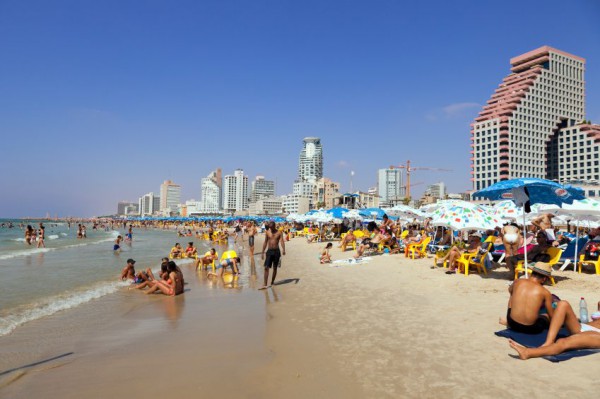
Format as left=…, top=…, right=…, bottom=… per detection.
left=1, top=0, right=599, bottom=217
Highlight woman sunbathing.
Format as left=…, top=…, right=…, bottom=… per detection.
left=439, top=235, right=482, bottom=273
left=144, top=261, right=184, bottom=296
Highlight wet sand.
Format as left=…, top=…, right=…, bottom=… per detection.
left=1, top=235, right=600, bottom=398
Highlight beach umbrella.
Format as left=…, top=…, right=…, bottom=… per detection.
left=492, top=200, right=522, bottom=221
left=325, top=207, right=349, bottom=219
left=341, top=209, right=363, bottom=221
left=430, top=204, right=503, bottom=231
left=358, top=207, right=387, bottom=220
left=384, top=204, right=427, bottom=220
left=474, top=178, right=585, bottom=276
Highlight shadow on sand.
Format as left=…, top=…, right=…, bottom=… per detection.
left=273, top=278, right=300, bottom=286
left=0, top=352, right=74, bottom=377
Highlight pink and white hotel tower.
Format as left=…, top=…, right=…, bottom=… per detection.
left=471, top=46, right=600, bottom=196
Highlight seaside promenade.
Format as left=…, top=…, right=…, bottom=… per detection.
left=1, top=234, right=599, bottom=398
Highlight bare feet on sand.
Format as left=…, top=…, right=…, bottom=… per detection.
left=508, top=339, right=530, bottom=360
left=499, top=317, right=507, bottom=326
left=258, top=285, right=271, bottom=290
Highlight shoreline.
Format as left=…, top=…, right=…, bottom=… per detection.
left=1, top=235, right=600, bottom=397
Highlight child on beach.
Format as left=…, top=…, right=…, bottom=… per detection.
left=114, top=235, right=123, bottom=252
left=320, top=243, right=333, bottom=263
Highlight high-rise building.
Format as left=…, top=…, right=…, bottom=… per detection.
left=159, top=180, right=181, bottom=212
left=223, top=169, right=249, bottom=213
left=250, top=176, right=275, bottom=202
left=200, top=169, right=222, bottom=213
left=138, top=193, right=160, bottom=216
left=377, top=168, right=404, bottom=206
left=472, top=46, right=590, bottom=192
left=298, top=137, right=323, bottom=182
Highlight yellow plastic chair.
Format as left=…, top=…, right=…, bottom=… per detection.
left=514, top=247, right=561, bottom=285
left=340, top=233, right=357, bottom=251
left=457, top=251, right=488, bottom=276
left=407, top=236, right=431, bottom=259
left=221, top=250, right=238, bottom=260
left=577, top=254, right=600, bottom=275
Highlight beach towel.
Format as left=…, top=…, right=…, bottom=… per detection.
left=331, top=257, right=373, bottom=267
left=495, top=328, right=600, bottom=362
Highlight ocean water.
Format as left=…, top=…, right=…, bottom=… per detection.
left=0, top=220, right=236, bottom=336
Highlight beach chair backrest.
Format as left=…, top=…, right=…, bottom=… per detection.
left=221, top=250, right=237, bottom=260
left=420, top=236, right=431, bottom=249
left=547, top=247, right=562, bottom=265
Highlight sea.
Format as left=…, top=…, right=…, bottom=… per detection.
left=0, top=220, right=238, bottom=336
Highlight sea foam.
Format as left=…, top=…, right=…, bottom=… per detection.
left=0, top=280, right=129, bottom=336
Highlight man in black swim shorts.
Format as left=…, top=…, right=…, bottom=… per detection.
left=260, top=221, right=285, bottom=289
left=502, top=262, right=555, bottom=334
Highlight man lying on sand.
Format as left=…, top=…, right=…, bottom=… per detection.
left=509, top=301, right=600, bottom=360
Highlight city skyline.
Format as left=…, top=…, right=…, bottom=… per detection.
left=1, top=1, right=599, bottom=217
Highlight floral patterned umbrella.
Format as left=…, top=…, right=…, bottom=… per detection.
left=430, top=203, right=503, bottom=231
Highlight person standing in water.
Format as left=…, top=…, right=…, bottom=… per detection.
left=247, top=221, right=257, bottom=257
left=260, top=221, right=285, bottom=290
left=37, top=223, right=45, bottom=248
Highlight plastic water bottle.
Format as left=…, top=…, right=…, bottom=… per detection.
left=580, top=297, right=589, bottom=323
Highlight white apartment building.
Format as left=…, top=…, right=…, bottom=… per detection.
left=223, top=169, right=248, bottom=213
left=159, top=180, right=181, bottom=212
left=251, top=175, right=275, bottom=202
left=424, top=182, right=446, bottom=199
left=377, top=168, right=404, bottom=206
left=138, top=192, right=160, bottom=216
left=200, top=169, right=222, bottom=213
left=249, top=197, right=283, bottom=215
left=282, top=194, right=311, bottom=214
left=472, top=46, right=587, bottom=192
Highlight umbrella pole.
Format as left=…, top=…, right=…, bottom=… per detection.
left=573, top=220, right=580, bottom=270
left=523, top=211, right=528, bottom=279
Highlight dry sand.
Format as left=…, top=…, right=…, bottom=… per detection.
left=1, top=235, right=599, bottom=398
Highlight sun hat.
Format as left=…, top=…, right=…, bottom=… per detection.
left=531, top=262, right=552, bottom=277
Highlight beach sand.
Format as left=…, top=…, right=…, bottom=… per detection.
left=1, top=235, right=599, bottom=398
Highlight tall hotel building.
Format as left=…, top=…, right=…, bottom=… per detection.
left=159, top=180, right=181, bottom=212
left=200, top=168, right=222, bottom=213
left=298, top=137, right=323, bottom=182
left=472, top=46, right=600, bottom=193
left=223, top=169, right=249, bottom=213
left=377, top=168, right=404, bottom=206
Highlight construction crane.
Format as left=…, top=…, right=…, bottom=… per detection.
left=390, top=160, right=452, bottom=199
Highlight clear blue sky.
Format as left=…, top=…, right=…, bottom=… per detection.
left=1, top=0, right=599, bottom=217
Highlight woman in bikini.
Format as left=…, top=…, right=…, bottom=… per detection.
left=24, top=225, right=33, bottom=245
left=145, top=261, right=184, bottom=296
left=502, top=223, right=522, bottom=258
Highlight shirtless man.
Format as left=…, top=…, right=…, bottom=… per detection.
left=503, top=262, right=555, bottom=335
left=260, top=221, right=285, bottom=289
left=195, top=248, right=218, bottom=271
left=114, top=235, right=123, bottom=252
left=247, top=221, right=257, bottom=256
left=216, top=256, right=240, bottom=277
left=509, top=301, right=600, bottom=360
left=532, top=213, right=556, bottom=242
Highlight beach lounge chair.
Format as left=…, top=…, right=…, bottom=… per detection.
left=557, top=237, right=589, bottom=271
left=577, top=254, right=600, bottom=275
left=406, top=236, right=431, bottom=259
left=514, top=247, right=561, bottom=285
left=200, top=250, right=218, bottom=273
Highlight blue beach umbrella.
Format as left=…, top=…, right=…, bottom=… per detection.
left=474, top=178, right=585, bottom=276
left=358, top=207, right=387, bottom=220
left=325, top=207, right=349, bottom=219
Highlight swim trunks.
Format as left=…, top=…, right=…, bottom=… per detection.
left=506, top=308, right=550, bottom=334
left=249, top=236, right=255, bottom=247
left=113, top=244, right=120, bottom=251
left=264, top=248, right=281, bottom=268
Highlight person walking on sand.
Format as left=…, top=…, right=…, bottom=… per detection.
left=260, top=221, right=285, bottom=290
left=247, top=221, right=257, bottom=257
